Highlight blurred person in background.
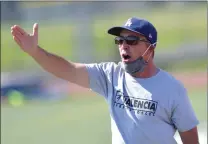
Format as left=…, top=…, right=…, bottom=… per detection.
left=11, top=17, right=199, bottom=144
left=1, top=71, right=69, bottom=101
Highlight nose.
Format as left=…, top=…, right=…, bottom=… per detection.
left=120, top=40, right=129, bottom=50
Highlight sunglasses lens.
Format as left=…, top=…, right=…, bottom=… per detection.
left=114, top=36, right=138, bottom=45
left=115, top=37, right=124, bottom=45
left=126, top=40, right=137, bottom=45
left=125, top=36, right=138, bottom=45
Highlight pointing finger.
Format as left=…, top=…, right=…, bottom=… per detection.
left=13, top=36, right=22, bottom=47
left=13, top=25, right=28, bottom=35
left=13, top=30, right=24, bottom=41
left=11, top=29, right=22, bottom=36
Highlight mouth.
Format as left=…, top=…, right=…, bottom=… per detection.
left=122, top=54, right=132, bottom=62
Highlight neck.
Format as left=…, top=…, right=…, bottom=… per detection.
left=132, top=61, right=158, bottom=78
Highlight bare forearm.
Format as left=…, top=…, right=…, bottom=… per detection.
left=180, top=127, right=199, bottom=144
left=30, top=45, right=76, bottom=82
left=181, top=139, right=199, bottom=144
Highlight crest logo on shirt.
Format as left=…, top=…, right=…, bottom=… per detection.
left=114, top=90, right=158, bottom=116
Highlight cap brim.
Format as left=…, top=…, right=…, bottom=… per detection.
left=107, top=26, right=145, bottom=37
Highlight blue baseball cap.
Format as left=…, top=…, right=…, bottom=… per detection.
left=108, top=17, right=157, bottom=45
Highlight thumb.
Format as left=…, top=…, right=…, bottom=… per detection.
left=33, top=23, right=38, bottom=37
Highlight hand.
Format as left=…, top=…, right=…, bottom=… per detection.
left=11, top=23, right=39, bottom=56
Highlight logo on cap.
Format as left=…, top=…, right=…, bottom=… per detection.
left=125, top=19, right=132, bottom=27
left=149, top=33, right=152, bottom=39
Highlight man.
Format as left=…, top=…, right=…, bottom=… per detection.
left=11, top=17, right=199, bottom=144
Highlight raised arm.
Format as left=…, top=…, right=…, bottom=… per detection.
left=11, top=23, right=89, bottom=88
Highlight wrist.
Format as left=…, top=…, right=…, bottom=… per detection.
left=28, top=45, right=41, bottom=57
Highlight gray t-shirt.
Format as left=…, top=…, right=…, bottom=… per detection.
left=85, top=62, right=199, bottom=144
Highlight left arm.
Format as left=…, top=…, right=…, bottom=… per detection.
left=171, top=83, right=199, bottom=144
left=179, top=127, right=199, bottom=144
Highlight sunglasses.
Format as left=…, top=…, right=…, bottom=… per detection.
left=114, top=36, right=149, bottom=45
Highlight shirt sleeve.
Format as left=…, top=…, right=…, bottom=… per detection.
left=85, top=62, right=115, bottom=99
left=171, top=84, right=199, bottom=132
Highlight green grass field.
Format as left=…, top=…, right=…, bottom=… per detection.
left=1, top=89, right=207, bottom=144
